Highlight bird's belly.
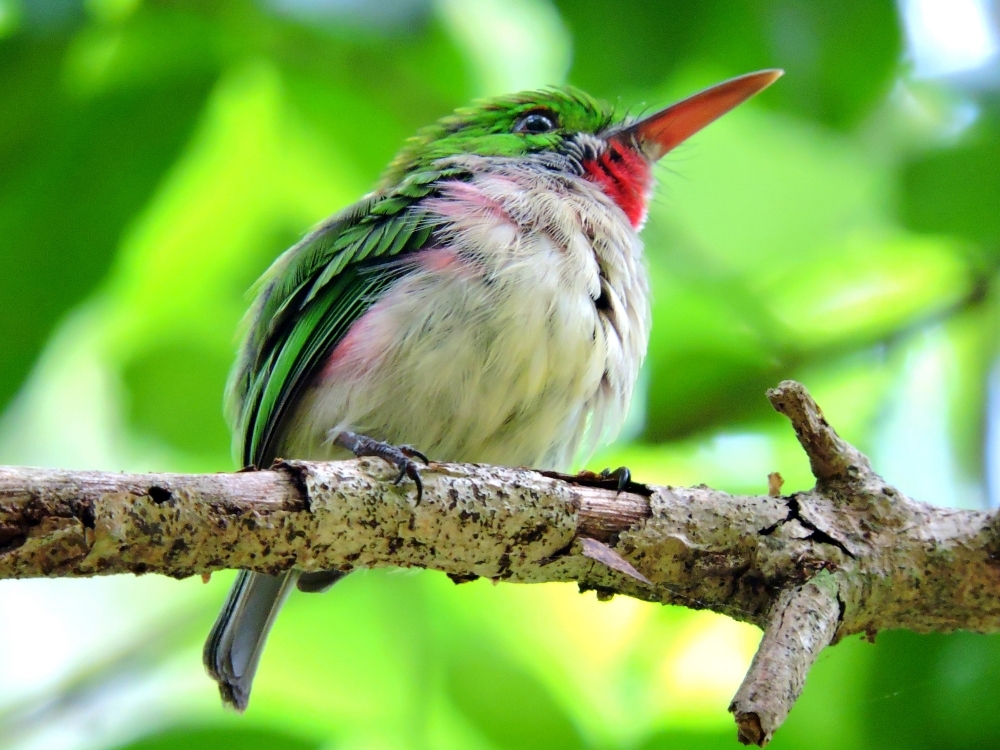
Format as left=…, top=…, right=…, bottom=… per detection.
left=286, top=242, right=608, bottom=469
left=284, top=171, right=649, bottom=471
left=288, top=256, right=605, bottom=466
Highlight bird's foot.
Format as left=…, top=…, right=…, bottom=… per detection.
left=539, top=465, right=650, bottom=496
left=599, top=466, right=631, bottom=493
left=333, top=431, right=429, bottom=502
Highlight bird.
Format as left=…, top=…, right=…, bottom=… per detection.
left=203, top=69, right=782, bottom=710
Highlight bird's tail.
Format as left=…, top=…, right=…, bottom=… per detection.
left=203, top=569, right=298, bottom=711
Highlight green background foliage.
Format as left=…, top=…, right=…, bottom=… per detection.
left=1, top=0, right=999, bottom=748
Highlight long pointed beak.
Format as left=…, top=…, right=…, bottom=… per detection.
left=614, top=69, right=783, bottom=161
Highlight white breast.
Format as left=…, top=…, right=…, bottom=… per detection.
left=285, top=159, right=650, bottom=471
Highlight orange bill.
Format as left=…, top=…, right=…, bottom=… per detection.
left=615, top=69, right=783, bottom=160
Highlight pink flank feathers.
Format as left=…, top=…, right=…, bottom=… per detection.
left=320, top=300, right=397, bottom=381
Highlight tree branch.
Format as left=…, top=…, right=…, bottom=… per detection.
left=2, top=380, right=999, bottom=745
left=729, top=576, right=841, bottom=745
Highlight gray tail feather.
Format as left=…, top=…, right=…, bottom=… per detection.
left=203, top=569, right=299, bottom=711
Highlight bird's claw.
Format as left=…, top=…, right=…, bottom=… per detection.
left=399, top=444, right=430, bottom=465
left=600, top=466, right=631, bottom=493
left=333, top=431, right=427, bottom=502
left=538, top=465, right=650, bottom=497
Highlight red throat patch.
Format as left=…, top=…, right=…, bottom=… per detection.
left=582, top=142, right=652, bottom=228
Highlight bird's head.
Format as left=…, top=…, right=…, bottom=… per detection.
left=381, top=70, right=782, bottom=228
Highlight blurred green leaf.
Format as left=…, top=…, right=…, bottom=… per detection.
left=864, top=630, right=1000, bottom=750
left=766, top=635, right=870, bottom=750
left=755, top=231, right=973, bottom=350
left=552, top=0, right=708, bottom=97
left=0, top=27, right=215, bottom=415
left=275, top=18, right=474, bottom=184
left=637, top=729, right=738, bottom=750
left=253, top=570, right=434, bottom=733
left=446, top=640, right=587, bottom=750
left=641, top=256, right=785, bottom=440
left=555, top=0, right=901, bottom=129
left=901, top=121, right=1000, bottom=252
left=110, top=726, right=321, bottom=750
left=122, top=342, right=232, bottom=458
left=939, top=301, right=998, bottom=480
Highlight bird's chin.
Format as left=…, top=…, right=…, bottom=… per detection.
left=581, top=141, right=652, bottom=229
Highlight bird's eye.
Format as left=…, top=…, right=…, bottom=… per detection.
left=514, top=111, right=558, bottom=134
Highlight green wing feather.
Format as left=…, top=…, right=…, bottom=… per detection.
left=228, top=169, right=461, bottom=468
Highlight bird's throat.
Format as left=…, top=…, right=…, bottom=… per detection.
left=582, top=143, right=652, bottom=228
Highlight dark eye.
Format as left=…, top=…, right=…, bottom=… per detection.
left=514, top=111, right=558, bottom=134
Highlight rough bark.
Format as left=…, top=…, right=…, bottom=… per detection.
left=2, top=380, right=999, bottom=745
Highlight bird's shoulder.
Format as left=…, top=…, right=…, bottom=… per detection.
left=228, top=166, right=466, bottom=467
